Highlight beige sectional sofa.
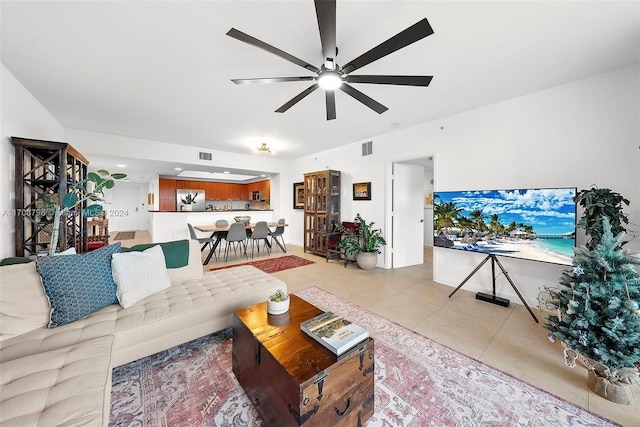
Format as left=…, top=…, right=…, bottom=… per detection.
left=0, top=240, right=287, bottom=426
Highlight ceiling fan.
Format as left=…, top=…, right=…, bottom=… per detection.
left=227, top=0, right=434, bottom=120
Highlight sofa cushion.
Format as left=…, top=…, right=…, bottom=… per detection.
left=0, top=262, right=52, bottom=341
left=112, top=245, right=172, bottom=308
left=121, top=240, right=189, bottom=268
left=122, top=239, right=203, bottom=284
left=0, top=335, right=114, bottom=427
left=110, top=264, right=288, bottom=366
left=35, top=243, right=121, bottom=328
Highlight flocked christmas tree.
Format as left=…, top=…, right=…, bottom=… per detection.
left=546, top=217, right=640, bottom=371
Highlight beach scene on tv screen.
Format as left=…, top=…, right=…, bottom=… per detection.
left=434, top=188, right=576, bottom=265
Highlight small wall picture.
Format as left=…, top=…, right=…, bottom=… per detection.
left=353, top=182, right=371, bottom=200
left=293, top=182, right=305, bottom=209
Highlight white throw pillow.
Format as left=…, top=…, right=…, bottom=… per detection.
left=111, top=244, right=172, bottom=308
left=54, top=247, right=77, bottom=256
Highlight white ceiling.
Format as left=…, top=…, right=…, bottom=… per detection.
left=2, top=1, right=639, bottom=179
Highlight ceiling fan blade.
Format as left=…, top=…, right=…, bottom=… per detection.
left=325, top=90, right=336, bottom=120
left=275, top=84, right=319, bottom=113
left=227, top=28, right=320, bottom=73
left=232, top=76, right=316, bottom=85
left=340, top=83, right=388, bottom=114
left=314, top=0, right=337, bottom=62
left=341, top=18, right=434, bottom=74
left=346, top=75, right=433, bottom=86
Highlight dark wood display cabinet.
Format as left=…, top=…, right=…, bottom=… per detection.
left=12, top=137, right=89, bottom=256
left=303, top=170, right=340, bottom=256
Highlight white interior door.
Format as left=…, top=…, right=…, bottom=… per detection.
left=392, top=163, right=424, bottom=268
left=106, top=185, right=140, bottom=232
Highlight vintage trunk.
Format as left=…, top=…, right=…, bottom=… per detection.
left=232, top=295, right=374, bottom=426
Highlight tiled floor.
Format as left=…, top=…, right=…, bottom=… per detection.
left=114, top=230, right=639, bottom=426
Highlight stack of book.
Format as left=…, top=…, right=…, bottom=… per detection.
left=300, top=312, right=369, bottom=356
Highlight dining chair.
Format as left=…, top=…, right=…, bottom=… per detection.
left=224, top=222, right=248, bottom=262
left=268, top=218, right=287, bottom=253
left=187, top=223, right=216, bottom=263
left=214, top=219, right=229, bottom=256
left=248, top=221, right=271, bottom=259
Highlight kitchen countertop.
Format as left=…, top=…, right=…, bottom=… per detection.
left=150, top=209, right=273, bottom=213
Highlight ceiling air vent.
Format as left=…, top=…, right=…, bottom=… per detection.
left=198, top=151, right=213, bottom=161
left=362, top=141, right=373, bottom=156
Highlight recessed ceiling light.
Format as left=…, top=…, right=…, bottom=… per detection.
left=260, top=174, right=266, bottom=177
left=117, top=164, right=126, bottom=168
left=223, top=171, right=230, bottom=174
left=174, top=167, right=182, bottom=171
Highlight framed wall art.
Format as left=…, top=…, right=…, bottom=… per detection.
left=353, top=182, right=371, bottom=200
left=293, top=182, right=305, bottom=209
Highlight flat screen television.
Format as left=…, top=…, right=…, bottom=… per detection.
left=433, top=187, right=576, bottom=266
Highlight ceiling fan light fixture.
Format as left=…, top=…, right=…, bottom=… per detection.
left=318, top=68, right=343, bottom=90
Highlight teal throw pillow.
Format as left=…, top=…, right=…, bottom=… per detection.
left=0, top=257, right=33, bottom=266
left=35, top=243, right=122, bottom=328
left=121, top=239, right=189, bottom=268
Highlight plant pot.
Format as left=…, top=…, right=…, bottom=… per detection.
left=356, top=251, right=378, bottom=270
left=183, top=204, right=192, bottom=211
left=267, top=298, right=290, bottom=315
left=587, top=364, right=635, bottom=405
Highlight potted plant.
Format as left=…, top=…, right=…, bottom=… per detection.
left=574, top=185, right=630, bottom=250
left=267, top=289, right=290, bottom=315
left=338, top=213, right=387, bottom=270
left=36, top=169, right=126, bottom=255
left=180, top=191, right=198, bottom=211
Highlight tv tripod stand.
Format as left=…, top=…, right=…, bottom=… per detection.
left=448, top=253, right=539, bottom=323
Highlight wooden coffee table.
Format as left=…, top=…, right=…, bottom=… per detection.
left=232, top=294, right=374, bottom=427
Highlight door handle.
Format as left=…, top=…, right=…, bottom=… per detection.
left=419, top=219, right=424, bottom=223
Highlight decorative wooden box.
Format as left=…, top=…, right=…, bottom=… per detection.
left=232, top=295, right=374, bottom=426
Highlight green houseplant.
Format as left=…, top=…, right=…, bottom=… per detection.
left=267, top=289, right=290, bottom=315
left=180, top=191, right=198, bottom=210
left=574, top=185, right=630, bottom=250
left=37, top=169, right=126, bottom=255
left=338, top=213, right=387, bottom=270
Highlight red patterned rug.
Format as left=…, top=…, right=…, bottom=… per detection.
left=207, top=255, right=314, bottom=274
left=109, top=287, right=619, bottom=427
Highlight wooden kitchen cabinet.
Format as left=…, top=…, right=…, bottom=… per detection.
left=157, top=178, right=269, bottom=210
left=159, top=178, right=177, bottom=211
left=247, top=180, right=271, bottom=199
left=204, top=182, right=219, bottom=200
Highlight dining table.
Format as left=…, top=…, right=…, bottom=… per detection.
left=195, top=222, right=288, bottom=264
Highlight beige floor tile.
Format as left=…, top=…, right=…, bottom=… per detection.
left=402, top=281, right=456, bottom=306
left=369, top=292, right=441, bottom=329
left=413, top=307, right=502, bottom=359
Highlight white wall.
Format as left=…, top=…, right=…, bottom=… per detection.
left=287, top=64, right=640, bottom=307
left=1, top=64, right=65, bottom=259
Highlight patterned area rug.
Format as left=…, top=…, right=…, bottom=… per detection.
left=113, top=231, right=136, bottom=241
left=207, top=255, right=314, bottom=274
left=109, top=287, right=618, bottom=427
